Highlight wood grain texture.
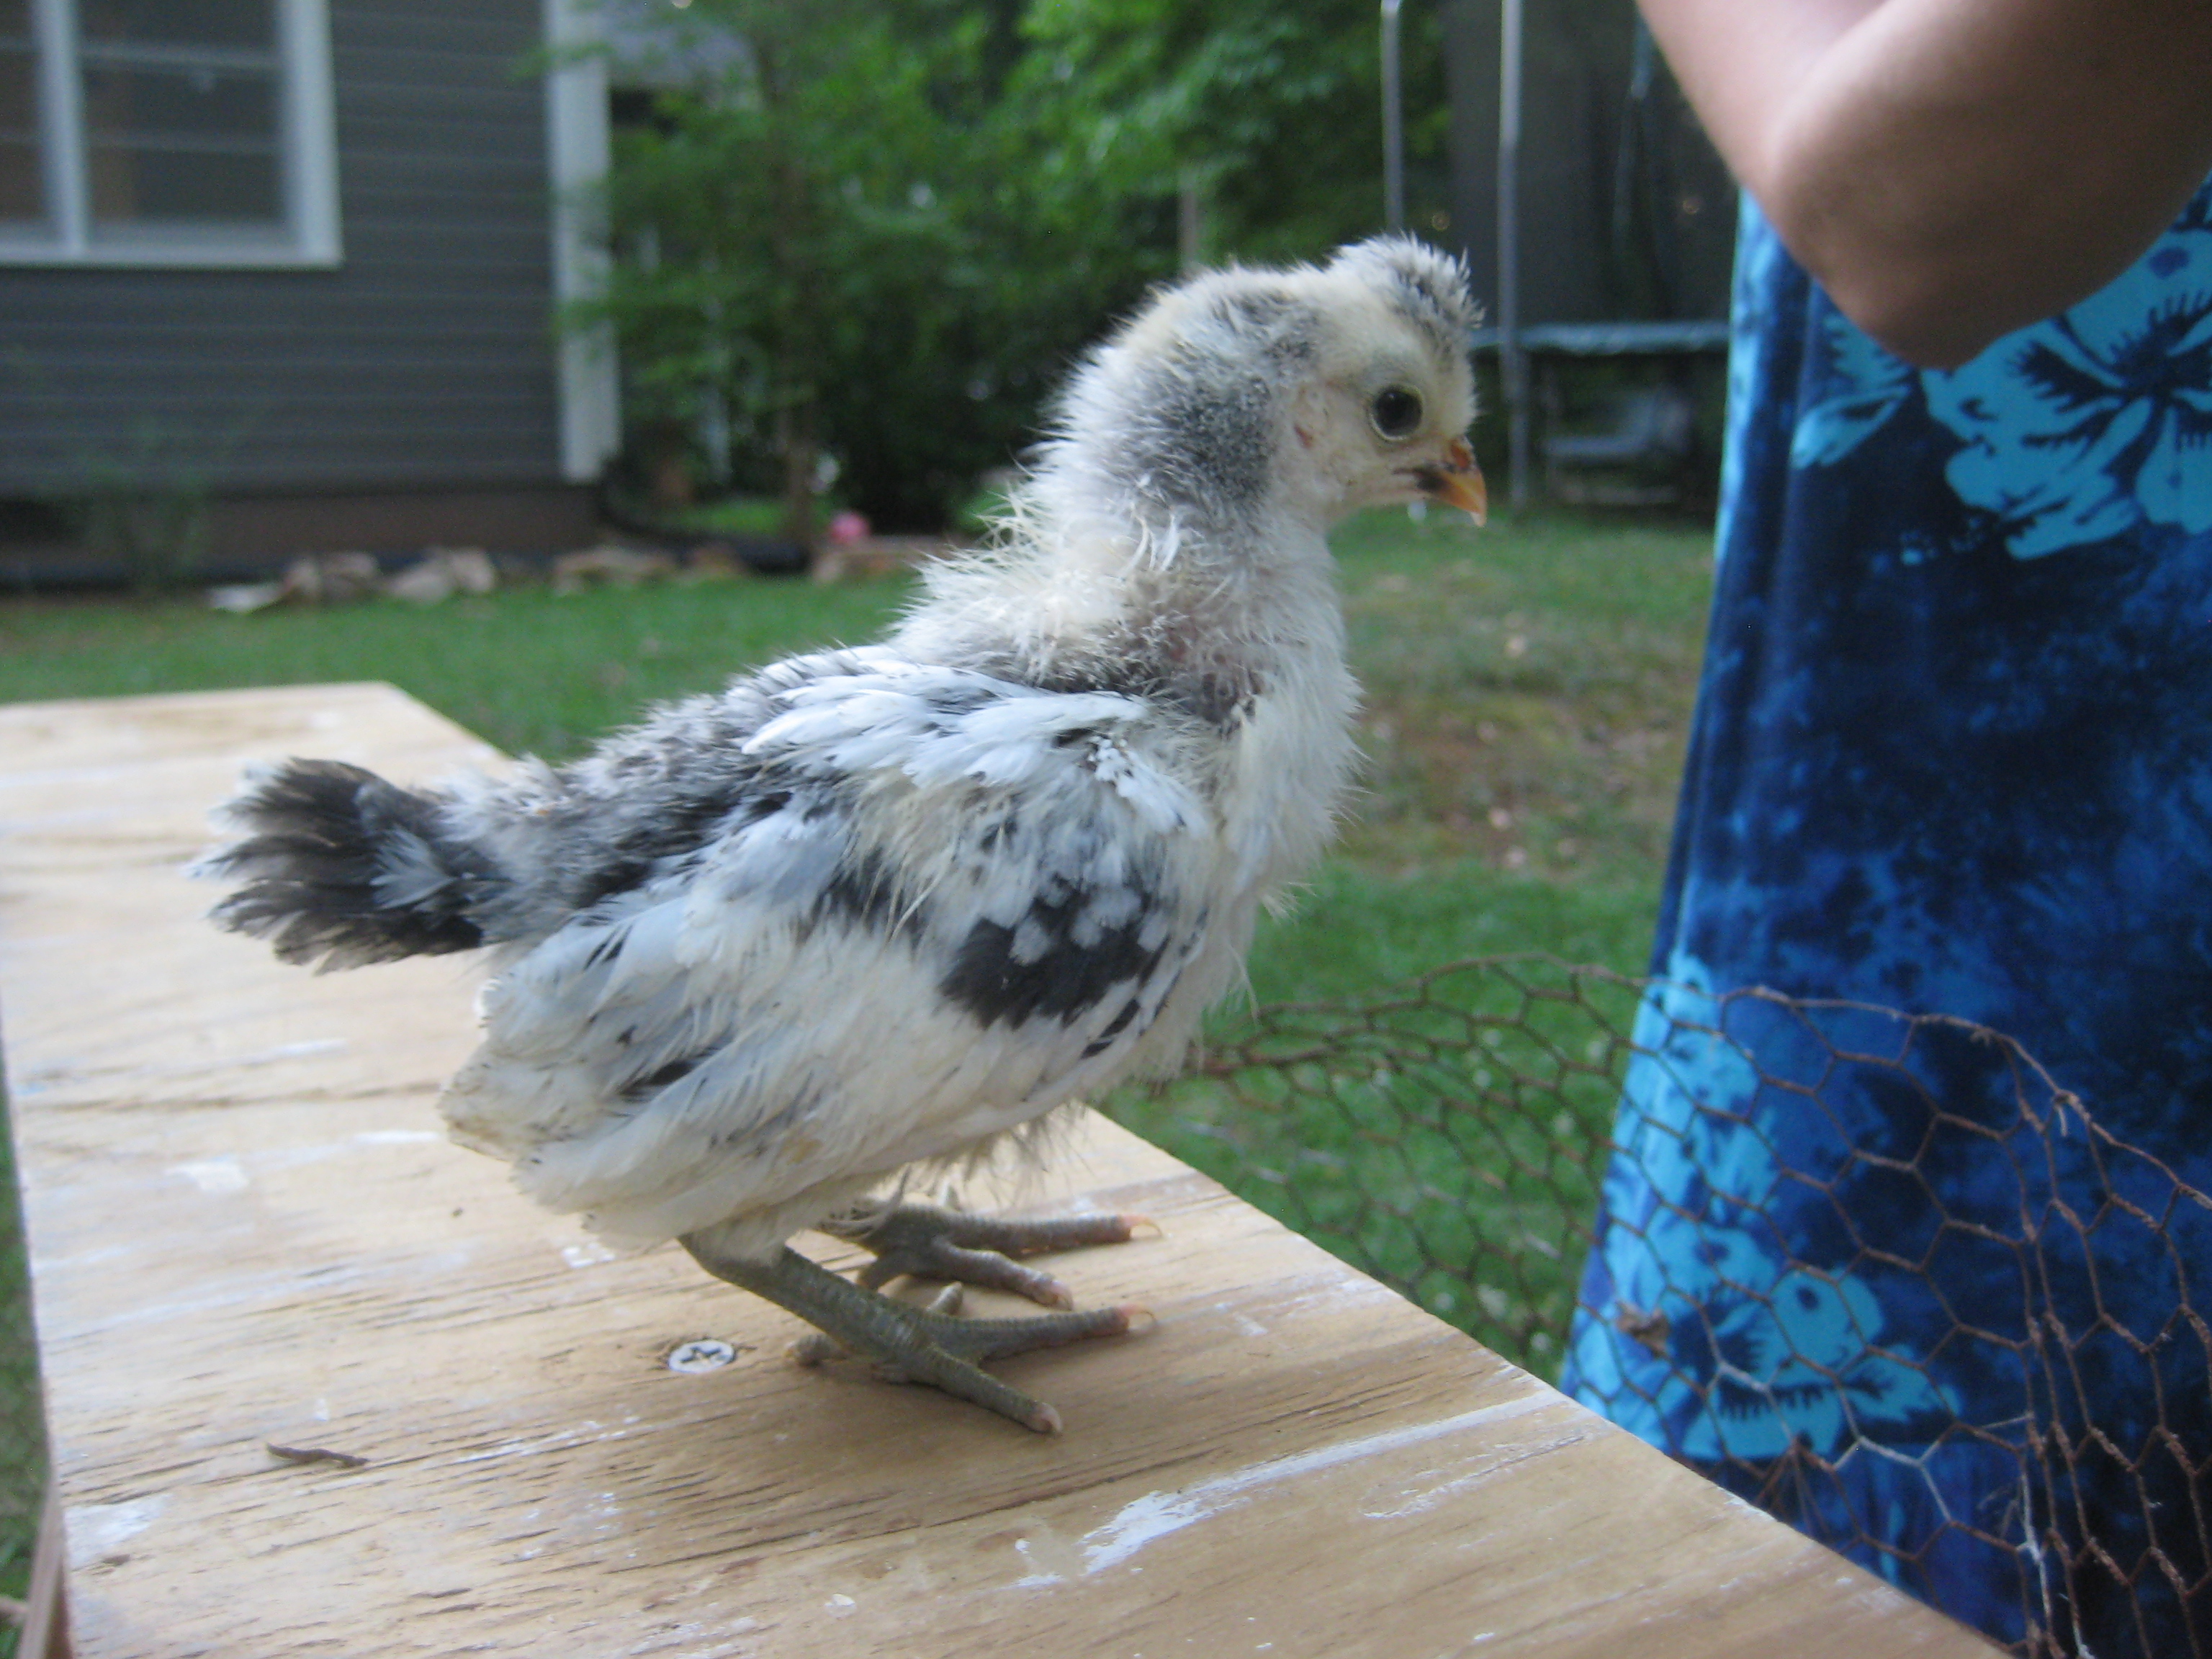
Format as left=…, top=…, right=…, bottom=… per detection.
left=0, top=684, right=1999, bottom=1658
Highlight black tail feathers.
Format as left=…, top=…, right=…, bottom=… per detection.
left=197, top=758, right=498, bottom=972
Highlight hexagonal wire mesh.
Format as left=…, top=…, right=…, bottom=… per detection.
left=1105, top=954, right=2212, bottom=1659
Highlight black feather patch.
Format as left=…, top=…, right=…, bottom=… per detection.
left=814, top=848, right=921, bottom=938
left=938, top=878, right=1169, bottom=1028
left=202, top=759, right=495, bottom=971
left=570, top=787, right=778, bottom=908
left=622, top=1053, right=704, bottom=1103
left=1082, top=994, right=1145, bottom=1058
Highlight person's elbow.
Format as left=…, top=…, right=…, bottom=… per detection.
left=1809, top=256, right=2014, bottom=370
left=1801, top=226, right=2165, bottom=370
left=1761, top=179, right=2024, bottom=368
left=1764, top=161, right=2195, bottom=372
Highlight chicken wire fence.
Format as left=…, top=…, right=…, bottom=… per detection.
left=1106, top=954, right=2212, bottom=1659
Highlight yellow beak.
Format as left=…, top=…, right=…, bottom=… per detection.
left=1426, top=436, right=1488, bottom=525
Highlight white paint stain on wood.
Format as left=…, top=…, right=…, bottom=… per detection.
left=171, top=1158, right=248, bottom=1195
left=1079, top=1392, right=1557, bottom=1575
left=66, top=1496, right=167, bottom=1570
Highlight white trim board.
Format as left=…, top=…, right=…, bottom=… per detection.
left=544, top=0, right=621, bottom=484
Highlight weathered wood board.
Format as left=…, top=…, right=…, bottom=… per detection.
left=0, top=684, right=1997, bottom=1658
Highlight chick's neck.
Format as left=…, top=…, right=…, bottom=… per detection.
left=902, top=464, right=1346, bottom=730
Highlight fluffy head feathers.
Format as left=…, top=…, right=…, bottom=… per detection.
left=1328, top=235, right=1484, bottom=353
left=1030, top=235, right=1481, bottom=545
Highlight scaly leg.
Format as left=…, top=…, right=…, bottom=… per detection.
left=680, top=1231, right=1143, bottom=1433
left=818, top=1196, right=1151, bottom=1309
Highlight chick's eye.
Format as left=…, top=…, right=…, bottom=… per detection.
left=1369, top=386, right=1424, bottom=440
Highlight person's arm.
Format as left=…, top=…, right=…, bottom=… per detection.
left=1640, top=0, right=2212, bottom=367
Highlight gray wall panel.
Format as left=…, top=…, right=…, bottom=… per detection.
left=0, top=0, right=567, bottom=498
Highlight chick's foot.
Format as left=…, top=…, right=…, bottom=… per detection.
left=819, top=1196, right=1151, bottom=1310
left=680, top=1236, right=1146, bottom=1433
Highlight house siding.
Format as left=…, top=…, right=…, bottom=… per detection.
left=0, top=0, right=569, bottom=502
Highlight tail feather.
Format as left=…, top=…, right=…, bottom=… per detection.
left=197, top=758, right=498, bottom=971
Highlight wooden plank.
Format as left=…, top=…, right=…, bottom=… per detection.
left=0, top=684, right=1999, bottom=1658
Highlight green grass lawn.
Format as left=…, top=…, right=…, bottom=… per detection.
left=0, top=573, right=917, bottom=761
left=0, top=1100, right=35, bottom=1642
left=0, top=507, right=1714, bottom=1616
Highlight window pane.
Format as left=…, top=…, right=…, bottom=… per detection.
left=0, top=43, right=35, bottom=132
left=89, top=140, right=277, bottom=222
left=0, top=138, right=39, bottom=221
left=78, top=0, right=274, bottom=52
left=84, top=63, right=276, bottom=147
left=84, top=65, right=281, bottom=225
left=0, top=19, right=37, bottom=224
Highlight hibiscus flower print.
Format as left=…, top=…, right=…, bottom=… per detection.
left=1665, top=1267, right=1959, bottom=1463
left=1566, top=953, right=1959, bottom=1463
left=1791, top=303, right=1917, bottom=470
left=1926, top=227, right=2212, bottom=557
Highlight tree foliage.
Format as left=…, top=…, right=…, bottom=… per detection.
left=583, top=0, right=1452, bottom=534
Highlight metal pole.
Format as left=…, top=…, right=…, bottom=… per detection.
left=1498, top=0, right=1530, bottom=511
left=1381, top=0, right=1405, bottom=232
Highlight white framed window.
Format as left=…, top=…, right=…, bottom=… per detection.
left=0, top=0, right=339, bottom=266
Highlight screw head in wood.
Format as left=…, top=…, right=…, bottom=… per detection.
left=665, top=1338, right=737, bottom=1374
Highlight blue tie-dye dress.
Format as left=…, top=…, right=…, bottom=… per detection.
left=1563, top=176, right=2212, bottom=1655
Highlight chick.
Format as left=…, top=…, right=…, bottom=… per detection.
left=199, top=238, right=1485, bottom=1432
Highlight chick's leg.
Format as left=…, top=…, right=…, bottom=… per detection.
left=819, top=1196, right=1150, bottom=1310
left=680, top=1232, right=1141, bottom=1434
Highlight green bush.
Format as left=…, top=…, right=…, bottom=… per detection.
left=581, top=0, right=1454, bottom=531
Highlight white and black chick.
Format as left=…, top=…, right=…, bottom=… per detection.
left=198, top=237, right=1486, bottom=1433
